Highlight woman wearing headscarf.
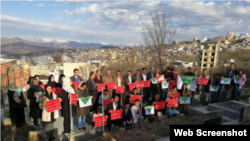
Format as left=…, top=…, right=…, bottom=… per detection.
left=47, top=75, right=58, bottom=88
left=61, top=77, right=76, bottom=135
left=7, top=82, right=26, bottom=128
left=40, top=85, right=62, bottom=141
left=58, top=74, right=66, bottom=88
left=27, top=78, right=42, bottom=130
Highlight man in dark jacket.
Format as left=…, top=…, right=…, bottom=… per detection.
left=184, top=67, right=194, bottom=76
left=86, top=71, right=98, bottom=111
left=106, top=95, right=123, bottom=131
left=224, top=63, right=239, bottom=100
left=122, top=102, right=133, bottom=127
left=212, top=74, right=222, bottom=102
left=147, top=67, right=155, bottom=100
left=70, top=69, right=83, bottom=82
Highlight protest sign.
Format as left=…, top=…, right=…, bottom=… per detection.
left=136, top=81, right=144, bottom=88
left=46, top=98, right=61, bottom=113
left=234, top=76, right=242, bottom=84
left=177, top=75, right=197, bottom=91
left=40, top=84, right=46, bottom=91
left=95, top=116, right=108, bottom=127
left=180, top=96, right=191, bottom=104
left=69, top=93, right=77, bottom=105
left=143, top=81, right=150, bottom=88
left=145, top=106, right=155, bottom=115
left=98, top=83, right=106, bottom=92
left=104, top=99, right=113, bottom=108
left=108, top=82, right=116, bottom=90
left=167, top=99, right=178, bottom=107
left=198, top=78, right=208, bottom=85
left=111, top=109, right=123, bottom=120
left=161, top=81, right=169, bottom=89
left=52, top=88, right=59, bottom=96
left=155, top=101, right=165, bottom=110
left=156, top=75, right=165, bottom=82
left=79, top=96, right=92, bottom=107
left=152, top=78, right=157, bottom=84
left=129, top=83, right=135, bottom=91
left=210, top=85, right=219, bottom=92
left=170, top=93, right=180, bottom=99
left=116, top=86, right=124, bottom=93
left=220, top=78, right=231, bottom=85
left=73, top=82, right=81, bottom=89
left=130, top=95, right=142, bottom=104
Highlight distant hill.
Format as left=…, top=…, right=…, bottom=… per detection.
left=1, top=37, right=58, bottom=55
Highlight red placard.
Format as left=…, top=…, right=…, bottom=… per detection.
left=135, top=81, right=144, bottom=88
left=170, top=93, right=180, bottom=99
left=129, top=83, right=135, bottom=91
left=143, top=81, right=150, bottom=88
left=156, top=75, right=165, bottom=82
left=108, top=82, right=116, bottom=90
left=116, top=86, right=124, bottom=93
left=130, top=95, right=142, bottom=104
left=98, top=83, right=106, bottom=92
left=69, top=93, right=77, bottom=104
left=40, top=84, right=46, bottom=91
left=95, top=116, right=108, bottom=127
left=45, top=98, right=61, bottom=113
left=73, top=82, right=81, bottom=89
left=52, top=88, right=59, bottom=96
left=198, top=78, right=208, bottom=85
left=167, top=99, right=178, bottom=107
left=104, top=99, right=113, bottom=108
left=111, top=109, right=123, bottom=120
left=155, top=101, right=166, bottom=110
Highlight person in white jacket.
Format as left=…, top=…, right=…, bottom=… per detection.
left=131, top=99, right=144, bottom=126
left=40, top=85, right=62, bottom=141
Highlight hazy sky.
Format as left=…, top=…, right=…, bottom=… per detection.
left=1, top=0, right=250, bottom=45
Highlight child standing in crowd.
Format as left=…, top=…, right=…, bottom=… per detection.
left=92, top=108, right=103, bottom=129
left=180, top=83, right=191, bottom=116
left=131, top=99, right=144, bottom=126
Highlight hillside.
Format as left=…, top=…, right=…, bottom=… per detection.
left=1, top=38, right=58, bottom=55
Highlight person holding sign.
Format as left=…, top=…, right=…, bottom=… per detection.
left=61, top=77, right=76, bottom=135
left=211, top=74, right=222, bottom=103
left=123, top=70, right=132, bottom=104
left=106, top=95, right=123, bottom=131
left=47, top=75, right=59, bottom=88
left=114, top=70, right=123, bottom=101
left=131, top=99, right=144, bottom=125
left=224, top=63, right=239, bottom=100
left=148, top=94, right=165, bottom=117
left=92, top=108, right=103, bottom=129
left=40, top=85, right=62, bottom=141
left=141, top=68, right=150, bottom=103
left=198, top=69, right=211, bottom=105
left=132, top=69, right=142, bottom=94
left=103, top=70, right=114, bottom=98
left=75, top=82, right=93, bottom=130
left=86, top=71, right=98, bottom=112
left=27, top=78, right=42, bottom=131
left=165, top=91, right=179, bottom=118
left=70, top=69, right=83, bottom=83
left=180, top=84, right=191, bottom=116
left=235, top=69, right=246, bottom=101
left=98, top=89, right=110, bottom=109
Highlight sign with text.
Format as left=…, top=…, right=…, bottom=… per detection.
left=145, top=106, right=155, bottom=115
left=155, top=101, right=166, bottom=110
left=116, top=86, right=124, bottom=93
left=167, top=99, right=178, bottom=107
left=79, top=96, right=92, bottom=107
left=180, top=96, right=191, bottom=104
left=69, top=93, right=77, bottom=105
left=198, top=77, right=208, bottom=85
left=170, top=93, right=180, bottom=99
left=136, top=81, right=144, bottom=88
left=73, top=82, right=81, bottom=89
left=45, top=98, right=61, bottom=113
left=156, top=75, right=165, bottom=82
left=111, top=109, right=123, bottom=120
left=104, top=99, right=113, bottom=108
left=143, top=81, right=150, bottom=88
left=97, top=83, right=106, bottom=92
left=129, top=83, right=135, bottom=91
left=40, top=84, right=46, bottom=91
left=108, top=82, right=116, bottom=90
left=130, top=95, right=142, bottom=104
left=95, top=116, right=108, bottom=127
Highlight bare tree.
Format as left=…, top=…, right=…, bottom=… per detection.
left=141, top=10, right=179, bottom=72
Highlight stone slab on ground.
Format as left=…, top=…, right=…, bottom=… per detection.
left=29, top=131, right=42, bottom=141
left=203, top=110, right=222, bottom=125
left=191, top=94, right=200, bottom=106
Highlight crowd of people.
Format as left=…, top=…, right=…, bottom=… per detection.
left=7, top=63, right=247, bottom=140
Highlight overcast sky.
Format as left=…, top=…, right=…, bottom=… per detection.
left=1, top=0, right=250, bottom=45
